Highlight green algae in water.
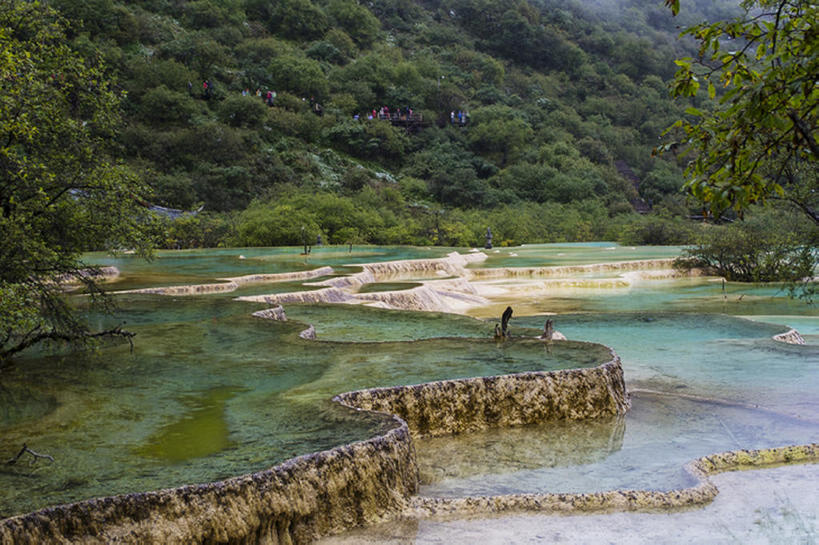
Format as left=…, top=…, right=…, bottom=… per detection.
left=135, top=386, right=243, bottom=462
left=477, top=243, right=683, bottom=268
left=282, top=303, right=496, bottom=342
left=357, top=282, right=422, bottom=293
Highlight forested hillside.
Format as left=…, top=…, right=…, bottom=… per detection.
left=48, top=0, right=742, bottom=247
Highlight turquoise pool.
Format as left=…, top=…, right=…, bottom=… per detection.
left=1, top=243, right=816, bottom=528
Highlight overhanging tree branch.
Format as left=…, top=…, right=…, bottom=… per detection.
left=0, top=324, right=136, bottom=360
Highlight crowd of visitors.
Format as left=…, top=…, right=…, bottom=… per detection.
left=450, top=110, right=468, bottom=125
left=196, top=81, right=468, bottom=126
left=352, top=106, right=417, bottom=121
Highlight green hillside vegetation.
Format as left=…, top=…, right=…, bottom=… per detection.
left=42, top=0, right=753, bottom=247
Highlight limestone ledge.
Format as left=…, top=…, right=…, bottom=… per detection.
left=772, top=328, right=806, bottom=345
left=406, top=443, right=819, bottom=519
left=252, top=305, right=287, bottom=321
left=334, top=349, right=629, bottom=438
left=0, top=336, right=627, bottom=545
left=239, top=252, right=489, bottom=311
left=466, top=259, right=679, bottom=279
left=0, top=416, right=418, bottom=545
left=239, top=278, right=489, bottom=313
left=299, top=324, right=317, bottom=340
left=230, top=267, right=334, bottom=286
left=237, top=287, right=353, bottom=305
left=353, top=280, right=488, bottom=312
left=246, top=252, right=486, bottom=295
left=59, top=266, right=120, bottom=290
left=112, top=266, right=334, bottom=296
left=355, top=252, right=487, bottom=282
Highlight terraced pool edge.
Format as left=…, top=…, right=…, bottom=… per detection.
left=0, top=343, right=628, bottom=544
left=405, top=443, right=819, bottom=520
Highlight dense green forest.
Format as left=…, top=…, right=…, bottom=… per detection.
left=36, top=0, right=752, bottom=248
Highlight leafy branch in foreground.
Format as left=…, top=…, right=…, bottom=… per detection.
left=661, top=0, right=817, bottom=224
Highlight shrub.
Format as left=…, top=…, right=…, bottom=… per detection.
left=269, top=55, right=329, bottom=99
left=675, top=211, right=817, bottom=292
left=139, top=85, right=198, bottom=124
left=217, top=94, right=268, bottom=128
left=235, top=203, right=321, bottom=246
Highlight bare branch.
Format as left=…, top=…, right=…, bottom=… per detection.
left=5, top=444, right=55, bottom=466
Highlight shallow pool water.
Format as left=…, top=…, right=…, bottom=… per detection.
left=417, top=312, right=818, bottom=497
left=1, top=243, right=816, bottom=526
left=318, top=463, right=819, bottom=544
left=0, top=296, right=604, bottom=517
left=87, top=245, right=459, bottom=291
left=477, top=242, right=684, bottom=268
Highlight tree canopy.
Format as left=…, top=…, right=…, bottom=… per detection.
left=0, top=0, right=150, bottom=360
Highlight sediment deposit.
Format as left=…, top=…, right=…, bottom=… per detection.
left=252, top=305, right=287, bottom=321
left=352, top=281, right=488, bottom=312
left=59, top=266, right=120, bottom=290
left=465, top=259, right=679, bottom=280
left=238, top=253, right=491, bottom=312
left=111, top=254, right=697, bottom=314
left=237, top=287, right=354, bottom=305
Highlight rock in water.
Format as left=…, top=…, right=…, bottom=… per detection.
left=251, top=305, right=287, bottom=321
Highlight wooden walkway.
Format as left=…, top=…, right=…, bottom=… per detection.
left=381, top=113, right=428, bottom=131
